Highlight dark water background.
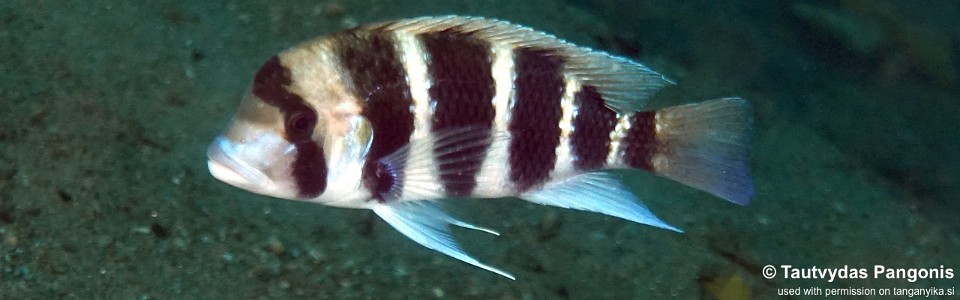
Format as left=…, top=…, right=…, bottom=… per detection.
left=1, top=0, right=957, bottom=298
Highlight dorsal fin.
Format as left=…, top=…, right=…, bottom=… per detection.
left=365, top=16, right=675, bottom=113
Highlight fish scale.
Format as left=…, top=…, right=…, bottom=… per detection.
left=509, top=47, right=565, bottom=192
left=421, top=29, right=496, bottom=196
left=571, top=85, right=618, bottom=171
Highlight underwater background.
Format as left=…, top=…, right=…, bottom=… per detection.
left=1, top=0, right=958, bottom=298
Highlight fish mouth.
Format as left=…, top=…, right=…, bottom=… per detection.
left=206, top=136, right=277, bottom=193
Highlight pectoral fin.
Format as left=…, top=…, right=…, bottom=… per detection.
left=376, top=126, right=509, bottom=201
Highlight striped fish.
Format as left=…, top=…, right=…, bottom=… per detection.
left=206, top=16, right=753, bottom=279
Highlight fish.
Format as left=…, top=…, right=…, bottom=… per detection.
left=206, top=16, right=753, bottom=279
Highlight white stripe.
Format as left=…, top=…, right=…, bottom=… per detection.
left=395, top=31, right=433, bottom=140
left=473, top=45, right=516, bottom=197
left=490, top=45, right=515, bottom=132
left=606, top=113, right=634, bottom=166
left=550, top=76, right=580, bottom=179
left=394, top=31, right=445, bottom=200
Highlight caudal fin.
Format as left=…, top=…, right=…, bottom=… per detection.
left=647, top=97, right=754, bottom=205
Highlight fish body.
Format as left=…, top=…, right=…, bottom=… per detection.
left=207, top=16, right=753, bottom=279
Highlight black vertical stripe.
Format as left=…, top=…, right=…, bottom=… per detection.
left=508, top=48, right=565, bottom=192
left=333, top=30, right=414, bottom=201
left=622, top=111, right=657, bottom=171
left=570, top=85, right=617, bottom=171
left=252, top=56, right=327, bottom=198
left=421, top=30, right=496, bottom=196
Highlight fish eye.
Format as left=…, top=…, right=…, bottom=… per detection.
left=285, top=110, right=317, bottom=141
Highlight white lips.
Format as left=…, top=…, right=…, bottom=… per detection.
left=206, top=136, right=276, bottom=192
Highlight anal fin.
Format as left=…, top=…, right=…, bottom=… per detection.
left=372, top=201, right=515, bottom=280
left=521, top=172, right=681, bottom=232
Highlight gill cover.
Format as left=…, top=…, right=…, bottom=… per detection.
left=317, top=115, right=375, bottom=207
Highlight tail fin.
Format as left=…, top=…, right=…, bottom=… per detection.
left=651, top=97, right=754, bottom=205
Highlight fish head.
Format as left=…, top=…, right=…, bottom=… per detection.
left=207, top=53, right=375, bottom=208
left=207, top=89, right=305, bottom=200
